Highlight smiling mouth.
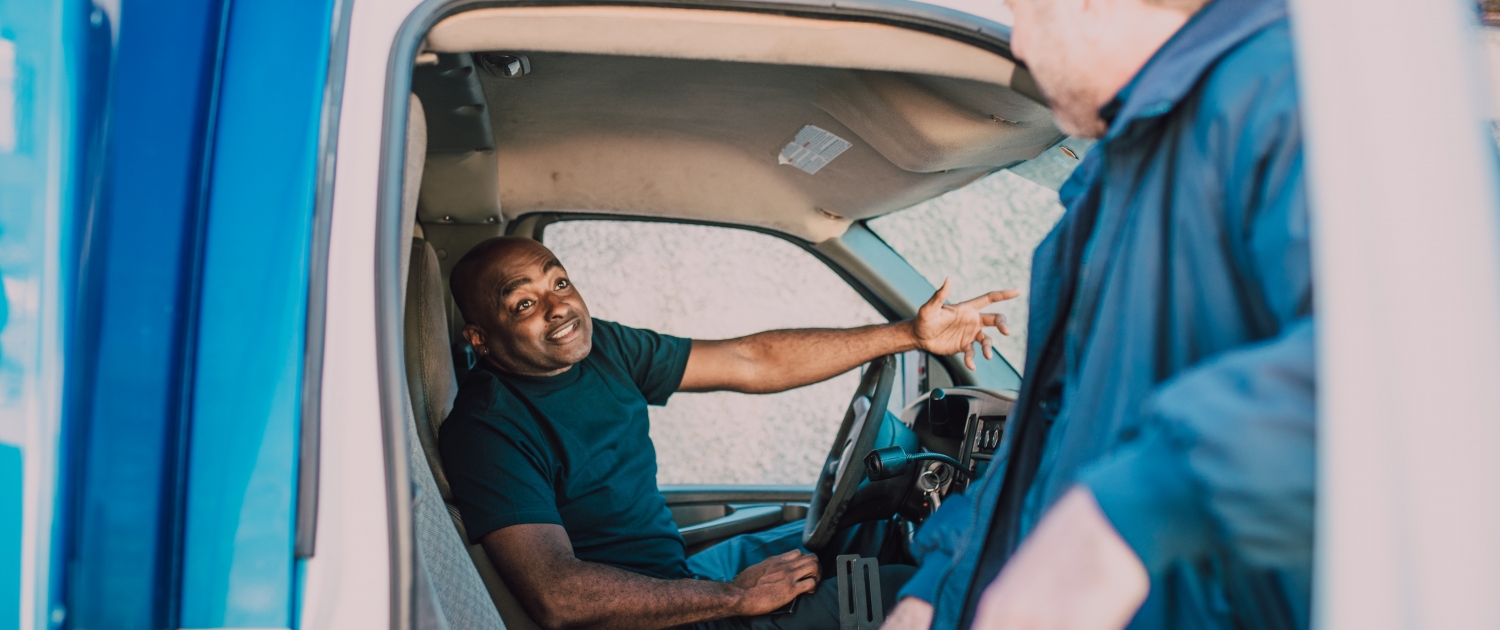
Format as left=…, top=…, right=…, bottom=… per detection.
left=547, top=319, right=580, bottom=342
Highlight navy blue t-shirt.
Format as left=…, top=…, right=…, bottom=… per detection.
left=439, top=318, right=694, bottom=579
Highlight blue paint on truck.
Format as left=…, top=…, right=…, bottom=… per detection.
left=2, top=0, right=333, bottom=627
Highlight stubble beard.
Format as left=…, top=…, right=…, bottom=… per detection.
left=1035, top=71, right=1110, bottom=139
left=1021, top=28, right=1111, bottom=139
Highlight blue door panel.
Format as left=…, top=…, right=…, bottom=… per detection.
left=62, top=1, right=228, bottom=626
left=177, top=0, right=333, bottom=625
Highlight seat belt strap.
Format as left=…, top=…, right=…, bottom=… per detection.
left=836, top=554, right=883, bottom=630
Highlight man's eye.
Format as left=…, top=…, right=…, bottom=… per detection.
left=556, top=278, right=571, bottom=290
left=517, top=299, right=534, bottom=311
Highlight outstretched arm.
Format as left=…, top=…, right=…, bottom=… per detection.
left=483, top=523, right=820, bottom=630
left=680, top=280, right=1018, bottom=394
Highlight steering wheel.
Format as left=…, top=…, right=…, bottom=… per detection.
left=803, top=355, right=897, bottom=551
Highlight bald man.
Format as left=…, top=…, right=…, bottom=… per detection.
left=437, top=236, right=1017, bottom=630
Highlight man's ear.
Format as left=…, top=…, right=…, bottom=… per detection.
left=461, top=325, right=486, bottom=349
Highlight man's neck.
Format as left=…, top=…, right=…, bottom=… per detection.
left=1090, top=5, right=1193, bottom=121
left=484, top=356, right=573, bottom=378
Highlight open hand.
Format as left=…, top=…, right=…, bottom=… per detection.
left=730, top=550, right=821, bottom=616
left=912, top=279, right=1021, bottom=369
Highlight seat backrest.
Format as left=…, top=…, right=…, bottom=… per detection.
left=400, top=94, right=426, bottom=300
left=406, top=238, right=459, bottom=500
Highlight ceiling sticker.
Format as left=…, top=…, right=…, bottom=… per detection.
left=778, top=125, right=852, bottom=175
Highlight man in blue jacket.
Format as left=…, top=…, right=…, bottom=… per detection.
left=883, top=0, right=1315, bottom=628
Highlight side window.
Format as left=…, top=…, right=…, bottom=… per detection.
left=867, top=169, right=1070, bottom=374
left=542, top=220, right=885, bottom=485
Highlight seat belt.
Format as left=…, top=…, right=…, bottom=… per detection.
left=836, top=554, right=883, bottom=630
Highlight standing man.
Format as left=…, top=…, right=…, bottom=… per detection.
left=884, top=0, right=1315, bottom=628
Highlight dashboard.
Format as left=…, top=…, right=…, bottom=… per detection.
left=897, top=387, right=1016, bottom=510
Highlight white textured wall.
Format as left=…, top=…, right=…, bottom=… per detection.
left=869, top=170, right=1065, bottom=374
left=545, top=170, right=1065, bottom=485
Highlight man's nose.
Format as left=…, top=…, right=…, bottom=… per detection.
left=543, top=293, right=570, bottom=319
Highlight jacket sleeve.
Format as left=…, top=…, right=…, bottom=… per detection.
left=1077, top=319, right=1315, bottom=574
left=896, top=492, right=973, bottom=603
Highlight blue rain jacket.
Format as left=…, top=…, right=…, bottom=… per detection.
left=899, top=0, right=1315, bottom=628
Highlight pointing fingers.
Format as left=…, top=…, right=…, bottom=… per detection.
left=955, top=289, right=1021, bottom=311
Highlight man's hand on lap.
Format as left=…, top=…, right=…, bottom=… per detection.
left=729, top=550, right=821, bottom=616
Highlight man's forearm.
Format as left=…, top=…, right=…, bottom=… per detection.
left=684, top=323, right=917, bottom=393
left=518, top=557, right=743, bottom=630
left=681, top=283, right=1015, bottom=393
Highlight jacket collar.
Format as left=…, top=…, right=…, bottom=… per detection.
left=1101, top=0, right=1288, bottom=139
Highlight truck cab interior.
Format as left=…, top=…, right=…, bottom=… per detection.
left=391, top=4, right=1071, bottom=627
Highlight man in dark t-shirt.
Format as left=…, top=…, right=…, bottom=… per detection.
left=439, top=236, right=1014, bottom=630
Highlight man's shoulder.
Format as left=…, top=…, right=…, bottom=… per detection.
left=587, top=317, right=660, bottom=346
left=1196, top=19, right=1299, bottom=126
left=442, top=369, right=536, bottom=438
left=587, top=317, right=684, bottom=363
left=588, top=317, right=627, bottom=344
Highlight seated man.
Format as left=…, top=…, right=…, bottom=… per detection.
left=439, top=236, right=1015, bottom=630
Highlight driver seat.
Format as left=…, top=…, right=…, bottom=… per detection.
left=402, top=94, right=539, bottom=630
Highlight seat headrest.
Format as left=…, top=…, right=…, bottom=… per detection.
left=399, top=93, right=427, bottom=299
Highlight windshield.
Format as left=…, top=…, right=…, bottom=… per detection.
left=867, top=168, right=1067, bottom=374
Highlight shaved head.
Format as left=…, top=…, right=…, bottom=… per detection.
left=451, top=236, right=593, bottom=377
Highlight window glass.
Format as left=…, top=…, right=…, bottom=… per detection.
left=543, top=220, right=886, bottom=485
left=916, top=0, right=1013, bottom=26
left=867, top=169, right=1067, bottom=373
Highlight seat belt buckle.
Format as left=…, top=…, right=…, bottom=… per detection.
left=836, top=554, right=883, bottom=630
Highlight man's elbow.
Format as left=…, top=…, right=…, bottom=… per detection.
left=733, top=354, right=793, bottom=394
left=530, top=604, right=579, bottom=630
left=733, top=375, right=785, bottom=395
left=524, top=577, right=614, bottom=630
left=721, top=340, right=787, bottom=393
left=705, top=363, right=781, bottom=394
left=527, top=592, right=593, bottom=630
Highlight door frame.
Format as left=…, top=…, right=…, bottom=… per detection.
left=361, top=2, right=1026, bottom=627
